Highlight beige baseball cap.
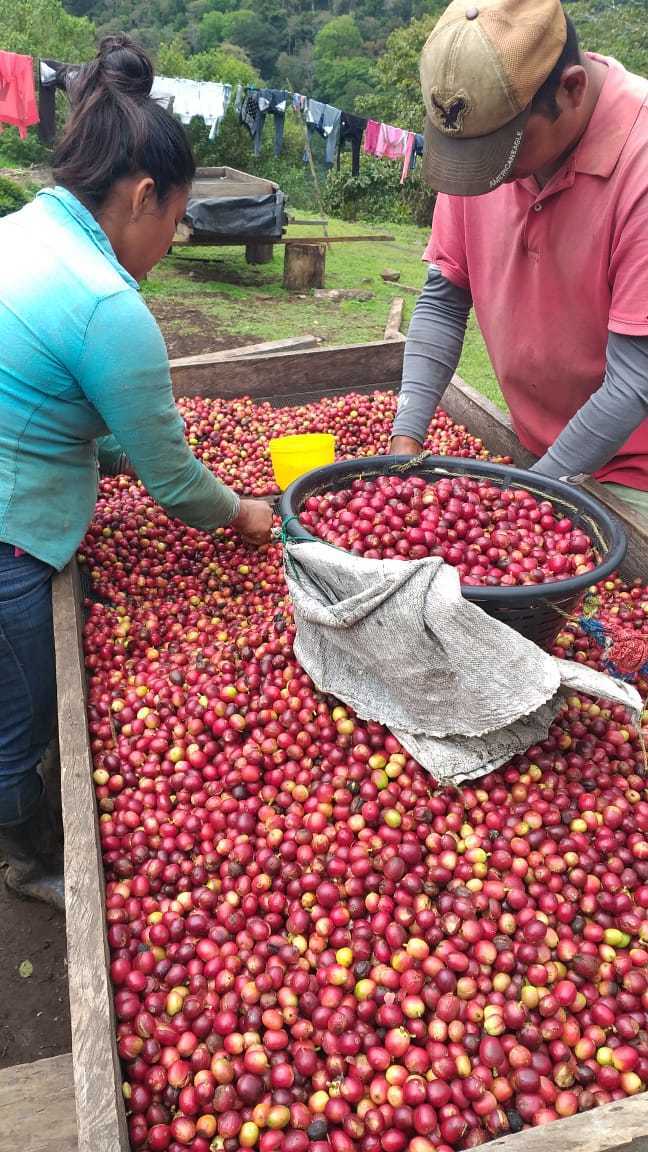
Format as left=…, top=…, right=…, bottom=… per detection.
left=420, top=0, right=567, bottom=196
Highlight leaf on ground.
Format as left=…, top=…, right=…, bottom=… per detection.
left=19, top=959, right=33, bottom=978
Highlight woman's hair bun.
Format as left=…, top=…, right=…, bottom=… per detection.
left=95, top=34, right=154, bottom=100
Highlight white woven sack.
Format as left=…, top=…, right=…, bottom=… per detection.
left=285, top=542, right=641, bottom=784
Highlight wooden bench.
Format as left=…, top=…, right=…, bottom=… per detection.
left=0, top=1053, right=77, bottom=1151
left=172, top=223, right=395, bottom=284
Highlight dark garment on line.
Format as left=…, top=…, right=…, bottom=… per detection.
left=38, top=58, right=79, bottom=144
left=338, top=112, right=367, bottom=177
left=240, top=89, right=262, bottom=152
left=258, top=89, right=289, bottom=157
left=304, top=99, right=342, bottom=168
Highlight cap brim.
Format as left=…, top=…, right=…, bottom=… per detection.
left=423, top=105, right=530, bottom=196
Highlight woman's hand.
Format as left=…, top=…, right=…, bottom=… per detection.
left=231, top=499, right=273, bottom=546
left=389, top=435, right=424, bottom=456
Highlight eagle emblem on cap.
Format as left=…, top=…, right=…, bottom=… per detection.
left=430, top=90, right=470, bottom=135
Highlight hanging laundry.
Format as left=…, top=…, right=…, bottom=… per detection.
left=364, top=119, right=416, bottom=183
left=239, top=88, right=263, bottom=154
left=151, top=76, right=231, bottom=139
left=292, top=93, right=307, bottom=114
left=304, top=99, right=342, bottom=168
left=409, top=133, right=425, bottom=175
left=258, top=89, right=289, bottom=157
left=38, top=59, right=80, bottom=144
left=0, top=52, right=38, bottom=140
left=198, top=81, right=231, bottom=139
left=337, top=112, right=367, bottom=178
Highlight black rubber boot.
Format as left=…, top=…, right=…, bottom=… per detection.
left=0, top=789, right=65, bottom=912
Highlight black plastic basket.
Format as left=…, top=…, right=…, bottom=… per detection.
left=279, top=456, right=628, bottom=651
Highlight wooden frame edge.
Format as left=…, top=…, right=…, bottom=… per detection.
left=53, top=560, right=129, bottom=1152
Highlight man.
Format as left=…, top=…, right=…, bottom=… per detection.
left=390, top=0, right=648, bottom=517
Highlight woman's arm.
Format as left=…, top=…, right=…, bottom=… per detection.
left=77, top=291, right=241, bottom=530
left=97, top=434, right=133, bottom=476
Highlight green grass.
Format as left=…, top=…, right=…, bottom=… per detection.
left=143, top=212, right=505, bottom=409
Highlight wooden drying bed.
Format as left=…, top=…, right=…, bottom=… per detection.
left=44, top=339, right=648, bottom=1152
left=0, top=1054, right=78, bottom=1151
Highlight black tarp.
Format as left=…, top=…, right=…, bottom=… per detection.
left=185, top=192, right=287, bottom=239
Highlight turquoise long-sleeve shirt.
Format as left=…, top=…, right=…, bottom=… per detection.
left=0, top=186, right=239, bottom=571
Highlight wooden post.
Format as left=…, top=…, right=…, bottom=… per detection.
left=245, top=241, right=274, bottom=264
left=384, top=298, right=405, bottom=341
left=283, top=243, right=326, bottom=290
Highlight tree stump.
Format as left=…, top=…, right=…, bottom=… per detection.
left=283, top=243, right=326, bottom=291
left=245, top=241, right=274, bottom=265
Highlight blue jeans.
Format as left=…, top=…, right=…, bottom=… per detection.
left=0, top=543, right=56, bottom=825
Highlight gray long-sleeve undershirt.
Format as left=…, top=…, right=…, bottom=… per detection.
left=393, top=264, right=648, bottom=480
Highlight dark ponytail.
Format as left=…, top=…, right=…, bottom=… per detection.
left=53, top=34, right=195, bottom=210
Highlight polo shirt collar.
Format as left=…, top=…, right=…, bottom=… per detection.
left=37, top=185, right=139, bottom=290
left=574, top=53, right=648, bottom=178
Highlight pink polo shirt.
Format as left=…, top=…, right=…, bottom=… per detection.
left=425, top=55, right=648, bottom=490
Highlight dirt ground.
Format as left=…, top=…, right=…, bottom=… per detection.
left=0, top=872, right=70, bottom=1069
left=149, top=297, right=264, bottom=359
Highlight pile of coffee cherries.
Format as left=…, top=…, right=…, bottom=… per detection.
left=299, top=474, right=596, bottom=586
left=175, top=392, right=505, bottom=498
left=77, top=395, right=648, bottom=1152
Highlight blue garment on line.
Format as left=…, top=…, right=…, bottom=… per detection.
left=241, top=88, right=290, bottom=157
left=259, top=89, right=289, bottom=157
left=304, top=99, right=342, bottom=168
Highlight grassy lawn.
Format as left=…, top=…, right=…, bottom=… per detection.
left=144, top=213, right=506, bottom=410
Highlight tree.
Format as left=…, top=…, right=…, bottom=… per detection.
left=275, top=46, right=314, bottom=93
left=0, top=0, right=95, bottom=59
left=197, top=9, right=224, bottom=51
left=312, top=15, right=374, bottom=108
left=220, top=9, right=279, bottom=74
left=313, top=14, right=362, bottom=62
left=565, top=1, right=648, bottom=77
left=157, top=38, right=260, bottom=87
left=356, top=11, right=440, bottom=126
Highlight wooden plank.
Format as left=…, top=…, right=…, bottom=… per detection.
left=175, top=233, right=284, bottom=249
left=384, top=297, right=405, bottom=342
left=194, top=165, right=278, bottom=191
left=169, top=336, right=320, bottom=371
left=53, top=561, right=128, bottom=1152
left=169, top=339, right=404, bottom=401
left=0, top=1053, right=77, bottom=1152
left=179, top=232, right=394, bottom=247
left=191, top=181, right=277, bottom=200
left=485, top=1090, right=648, bottom=1152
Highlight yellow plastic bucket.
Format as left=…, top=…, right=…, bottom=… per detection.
left=269, top=433, right=336, bottom=490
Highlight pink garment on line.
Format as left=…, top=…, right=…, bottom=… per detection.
left=0, top=51, right=38, bottom=139
left=364, top=119, right=415, bottom=182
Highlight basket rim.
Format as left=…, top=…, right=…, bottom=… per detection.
left=278, top=454, right=628, bottom=604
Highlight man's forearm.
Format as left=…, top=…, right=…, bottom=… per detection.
left=392, top=264, right=472, bottom=443
left=532, top=332, right=648, bottom=480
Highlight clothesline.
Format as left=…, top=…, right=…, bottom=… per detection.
left=234, top=84, right=423, bottom=182
left=0, top=46, right=424, bottom=183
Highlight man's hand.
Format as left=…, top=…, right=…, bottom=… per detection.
left=231, top=499, right=273, bottom=546
left=390, top=435, right=424, bottom=456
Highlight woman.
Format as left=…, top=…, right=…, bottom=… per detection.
left=0, top=36, right=272, bottom=910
